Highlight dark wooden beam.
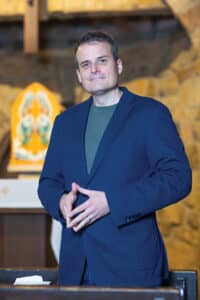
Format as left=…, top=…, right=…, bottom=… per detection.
left=39, top=0, right=48, bottom=21
left=23, top=0, right=39, bottom=54
left=0, top=7, right=172, bottom=22
left=39, top=7, right=173, bottom=19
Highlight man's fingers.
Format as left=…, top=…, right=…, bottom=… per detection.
left=62, top=204, right=72, bottom=227
left=72, top=215, right=92, bottom=232
left=68, top=201, right=89, bottom=218
left=71, top=182, right=78, bottom=195
left=66, top=216, right=71, bottom=227
left=62, top=204, right=68, bottom=217
left=68, top=209, right=92, bottom=228
left=77, top=185, right=92, bottom=196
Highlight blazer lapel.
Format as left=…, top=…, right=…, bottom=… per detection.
left=74, top=97, right=92, bottom=181
left=87, top=87, right=137, bottom=183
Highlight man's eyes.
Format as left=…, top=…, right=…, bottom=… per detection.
left=80, top=58, right=108, bottom=69
left=98, top=58, right=107, bottom=64
left=81, top=63, right=90, bottom=69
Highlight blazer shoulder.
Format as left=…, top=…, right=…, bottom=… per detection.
left=56, top=97, right=92, bottom=122
left=130, top=91, right=171, bottom=117
left=123, top=87, right=168, bottom=110
left=131, top=90, right=167, bottom=108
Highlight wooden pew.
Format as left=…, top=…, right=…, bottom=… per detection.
left=0, top=269, right=197, bottom=300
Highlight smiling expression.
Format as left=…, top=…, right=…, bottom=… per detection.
left=76, top=41, right=123, bottom=96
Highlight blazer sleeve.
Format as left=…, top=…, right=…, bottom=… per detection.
left=38, top=116, right=66, bottom=224
left=106, top=105, right=192, bottom=227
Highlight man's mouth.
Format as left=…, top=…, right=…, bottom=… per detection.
left=89, top=75, right=105, bottom=81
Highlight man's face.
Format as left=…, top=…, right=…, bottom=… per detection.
left=75, top=41, right=123, bottom=96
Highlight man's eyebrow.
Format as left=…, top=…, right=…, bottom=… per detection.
left=79, top=55, right=110, bottom=65
left=97, top=55, right=110, bottom=59
left=79, top=60, right=90, bottom=66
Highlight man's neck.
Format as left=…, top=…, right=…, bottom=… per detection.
left=93, top=88, right=122, bottom=107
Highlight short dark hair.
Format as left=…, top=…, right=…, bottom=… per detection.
left=74, top=31, right=119, bottom=66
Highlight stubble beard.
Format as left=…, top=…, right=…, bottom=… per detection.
left=86, top=83, right=119, bottom=97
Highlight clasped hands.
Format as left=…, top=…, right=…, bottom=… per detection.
left=59, top=182, right=110, bottom=232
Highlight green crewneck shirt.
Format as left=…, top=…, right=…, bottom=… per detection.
left=85, top=103, right=117, bottom=174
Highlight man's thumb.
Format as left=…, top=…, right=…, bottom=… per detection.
left=71, top=182, right=78, bottom=194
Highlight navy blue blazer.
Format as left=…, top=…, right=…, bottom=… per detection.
left=38, top=87, right=192, bottom=287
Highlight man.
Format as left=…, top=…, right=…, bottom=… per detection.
left=38, top=31, right=192, bottom=287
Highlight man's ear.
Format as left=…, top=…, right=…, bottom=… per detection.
left=117, top=58, right=123, bottom=75
left=76, top=69, right=82, bottom=84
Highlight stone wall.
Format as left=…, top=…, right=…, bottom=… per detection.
left=0, top=12, right=199, bottom=280
left=126, top=49, right=200, bottom=272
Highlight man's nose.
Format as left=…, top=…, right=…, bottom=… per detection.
left=91, top=63, right=98, bottom=73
